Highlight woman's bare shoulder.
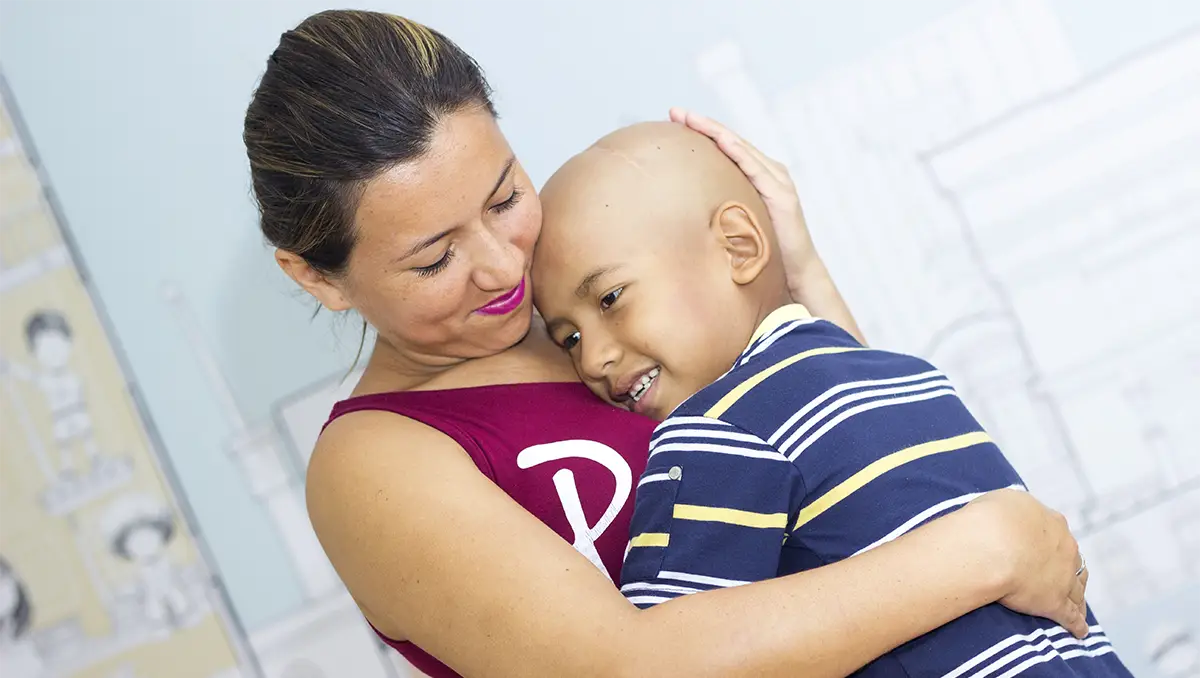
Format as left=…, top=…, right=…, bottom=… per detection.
left=304, top=410, right=472, bottom=637
left=308, top=409, right=465, bottom=496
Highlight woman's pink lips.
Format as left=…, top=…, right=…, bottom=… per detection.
left=475, top=277, right=527, bottom=315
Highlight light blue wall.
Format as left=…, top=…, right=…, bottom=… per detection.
left=1, top=0, right=1196, bottom=660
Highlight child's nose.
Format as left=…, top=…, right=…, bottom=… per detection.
left=580, top=334, right=620, bottom=382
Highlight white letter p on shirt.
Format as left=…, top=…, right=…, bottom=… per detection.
left=517, top=440, right=633, bottom=581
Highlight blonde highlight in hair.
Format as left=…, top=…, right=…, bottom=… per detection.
left=390, top=16, right=441, bottom=77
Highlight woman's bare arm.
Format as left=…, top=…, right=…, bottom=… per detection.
left=785, top=253, right=864, bottom=343
left=308, top=411, right=1085, bottom=678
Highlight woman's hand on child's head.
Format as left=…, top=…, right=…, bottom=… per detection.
left=670, top=107, right=867, bottom=343
left=668, top=107, right=819, bottom=289
left=967, top=489, right=1089, bottom=638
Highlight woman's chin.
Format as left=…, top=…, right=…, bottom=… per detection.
left=474, top=304, right=535, bottom=355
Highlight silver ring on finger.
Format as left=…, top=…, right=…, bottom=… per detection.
left=1075, top=553, right=1087, bottom=578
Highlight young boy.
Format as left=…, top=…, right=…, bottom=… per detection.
left=531, top=122, right=1130, bottom=678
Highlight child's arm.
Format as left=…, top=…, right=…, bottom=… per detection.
left=620, top=418, right=799, bottom=606
left=621, top=411, right=1090, bottom=671
left=669, top=108, right=866, bottom=344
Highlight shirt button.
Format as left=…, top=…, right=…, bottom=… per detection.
left=668, top=466, right=683, bottom=481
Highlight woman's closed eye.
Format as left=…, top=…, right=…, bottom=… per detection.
left=491, top=187, right=524, bottom=214
left=599, top=287, right=623, bottom=311
left=413, top=247, right=455, bottom=277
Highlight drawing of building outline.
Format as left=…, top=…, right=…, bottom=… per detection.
left=693, top=1, right=1198, bottom=674
left=922, top=28, right=1200, bottom=534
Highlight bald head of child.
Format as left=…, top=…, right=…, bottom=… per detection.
left=533, top=121, right=791, bottom=420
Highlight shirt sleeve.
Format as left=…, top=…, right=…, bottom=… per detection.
left=619, top=416, right=805, bottom=609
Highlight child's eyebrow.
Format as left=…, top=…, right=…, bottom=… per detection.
left=575, top=265, right=618, bottom=299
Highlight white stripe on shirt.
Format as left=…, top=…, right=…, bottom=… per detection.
left=650, top=442, right=789, bottom=462
left=657, top=570, right=750, bottom=588
left=626, top=595, right=673, bottom=606
left=786, top=388, right=959, bottom=461
left=942, top=625, right=1107, bottom=678
left=651, top=427, right=768, bottom=448
left=971, top=634, right=1112, bottom=678
left=620, top=582, right=702, bottom=596
left=637, top=472, right=674, bottom=488
left=991, top=644, right=1113, bottom=678
left=651, top=416, right=745, bottom=444
left=768, top=370, right=946, bottom=445
left=776, top=376, right=953, bottom=454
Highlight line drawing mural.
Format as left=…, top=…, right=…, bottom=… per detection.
left=694, top=2, right=1198, bottom=675
left=0, top=71, right=259, bottom=678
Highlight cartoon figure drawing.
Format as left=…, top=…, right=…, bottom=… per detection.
left=1, top=309, right=134, bottom=513
left=101, top=494, right=192, bottom=629
left=0, top=556, right=45, bottom=677
left=2, top=310, right=97, bottom=475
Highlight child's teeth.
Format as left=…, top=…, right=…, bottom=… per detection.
left=629, top=368, right=661, bottom=403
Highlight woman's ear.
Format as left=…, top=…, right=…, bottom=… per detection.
left=710, top=201, right=773, bottom=286
left=275, top=249, right=353, bottom=312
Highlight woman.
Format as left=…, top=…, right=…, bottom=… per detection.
left=243, top=10, right=1087, bottom=678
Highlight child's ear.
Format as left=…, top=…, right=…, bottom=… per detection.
left=275, top=248, right=354, bottom=312
left=711, top=201, right=772, bottom=285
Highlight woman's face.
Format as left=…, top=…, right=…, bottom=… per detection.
left=313, top=108, right=542, bottom=363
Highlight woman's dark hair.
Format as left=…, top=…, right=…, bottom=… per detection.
left=243, top=10, right=495, bottom=276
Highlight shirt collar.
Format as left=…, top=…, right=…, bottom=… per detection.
left=746, top=304, right=812, bottom=351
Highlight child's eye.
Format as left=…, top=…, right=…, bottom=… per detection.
left=561, top=331, right=580, bottom=351
left=600, top=287, right=623, bottom=311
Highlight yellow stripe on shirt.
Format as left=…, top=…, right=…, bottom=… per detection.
left=673, top=504, right=789, bottom=529
left=792, top=431, right=993, bottom=531
left=705, top=346, right=861, bottom=418
left=628, top=532, right=670, bottom=548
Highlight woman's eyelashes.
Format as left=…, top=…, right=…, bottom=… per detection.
left=412, top=188, right=523, bottom=279
left=413, top=247, right=455, bottom=277
left=491, top=187, right=523, bottom=213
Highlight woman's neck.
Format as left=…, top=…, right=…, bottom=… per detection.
left=351, top=314, right=580, bottom=396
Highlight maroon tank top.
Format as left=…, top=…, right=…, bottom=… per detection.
left=324, top=381, right=656, bottom=677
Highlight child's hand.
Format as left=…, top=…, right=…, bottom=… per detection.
left=668, top=108, right=819, bottom=283
left=967, top=489, right=1089, bottom=638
